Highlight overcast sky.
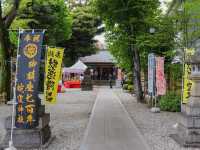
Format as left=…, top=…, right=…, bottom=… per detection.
left=160, top=0, right=172, bottom=13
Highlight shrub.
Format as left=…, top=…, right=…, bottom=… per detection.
left=127, top=72, right=133, bottom=80
left=126, top=80, right=133, bottom=85
left=127, top=84, right=134, bottom=92
left=159, top=92, right=181, bottom=112
left=123, top=84, right=128, bottom=90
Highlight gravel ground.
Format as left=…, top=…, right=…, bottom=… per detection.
left=0, top=104, right=10, bottom=145
left=2, top=87, right=200, bottom=150
left=0, top=88, right=98, bottom=150
left=115, top=89, right=199, bottom=150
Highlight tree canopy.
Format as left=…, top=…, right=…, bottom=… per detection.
left=8, top=0, right=72, bottom=47
left=62, top=4, right=102, bottom=66
left=93, top=0, right=176, bottom=101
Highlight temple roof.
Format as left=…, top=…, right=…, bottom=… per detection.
left=80, top=50, right=115, bottom=64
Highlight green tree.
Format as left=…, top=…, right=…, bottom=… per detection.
left=136, top=16, right=176, bottom=94
left=169, top=0, right=200, bottom=52
left=62, top=4, right=102, bottom=66
left=94, top=0, right=177, bottom=101
left=93, top=0, right=160, bottom=102
left=0, top=0, right=72, bottom=102
left=11, top=0, right=72, bottom=46
left=106, top=27, right=132, bottom=72
left=0, top=0, right=21, bottom=103
left=166, top=0, right=200, bottom=92
left=12, top=0, right=72, bottom=92
left=106, top=14, right=176, bottom=96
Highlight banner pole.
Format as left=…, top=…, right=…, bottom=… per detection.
left=7, top=29, right=21, bottom=150
left=181, top=48, right=186, bottom=106
left=44, top=45, right=48, bottom=102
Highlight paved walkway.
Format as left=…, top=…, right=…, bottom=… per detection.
left=79, top=88, right=150, bottom=150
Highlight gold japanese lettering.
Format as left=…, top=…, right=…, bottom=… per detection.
left=24, top=34, right=32, bottom=42
left=17, top=83, right=25, bottom=93
left=28, top=59, right=37, bottom=68
left=33, top=34, right=40, bottom=42
left=17, top=115, right=24, bottom=123
left=26, top=70, right=35, bottom=81
left=17, top=104, right=24, bottom=113
left=26, top=94, right=34, bottom=103
left=26, top=104, right=35, bottom=114
left=17, top=94, right=23, bottom=104
left=27, top=114, right=33, bottom=125
left=26, top=81, right=34, bottom=92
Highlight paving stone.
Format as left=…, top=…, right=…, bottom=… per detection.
left=80, top=88, right=150, bottom=150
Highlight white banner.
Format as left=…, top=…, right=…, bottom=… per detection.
left=148, top=53, right=156, bottom=96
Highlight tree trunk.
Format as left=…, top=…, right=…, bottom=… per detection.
left=0, top=0, right=20, bottom=103
left=129, top=25, right=143, bottom=102
left=132, top=46, right=144, bottom=102
left=0, top=15, right=11, bottom=103
left=143, top=66, right=148, bottom=97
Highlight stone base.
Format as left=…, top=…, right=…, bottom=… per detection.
left=150, top=107, right=160, bottom=113
left=81, top=82, right=93, bottom=91
left=171, top=134, right=200, bottom=148
left=115, top=80, right=122, bottom=88
left=81, top=73, right=93, bottom=91
left=170, top=123, right=200, bottom=148
left=81, top=85, right=93, bottom=91
left=1, top=113, right=51, bottom=149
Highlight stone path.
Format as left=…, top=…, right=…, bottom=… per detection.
left=116, top=89, right=200, bottom=150
left=79, top=88, right=150, bottom=150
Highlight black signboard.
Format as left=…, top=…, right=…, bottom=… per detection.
left=15, top=31, right=44, bottom=129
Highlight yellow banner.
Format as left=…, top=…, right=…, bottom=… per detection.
left=44, top=47, right=64, bottom=104
left=182, top=48, right=194, bottom=104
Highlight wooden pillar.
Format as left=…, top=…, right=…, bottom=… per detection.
left=100, top=67, right=103, bottom=80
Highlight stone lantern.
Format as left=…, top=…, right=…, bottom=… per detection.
left=172, top=50, right=200, bottom=147
left=81, top=69, right=93, bottom=91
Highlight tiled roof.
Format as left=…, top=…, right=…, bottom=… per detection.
left=80, top=50, right=115, bottom=63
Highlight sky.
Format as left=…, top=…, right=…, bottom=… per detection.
left=160, top=0, right=172, bottom=13
left=94, top=0, right=173, bottom=47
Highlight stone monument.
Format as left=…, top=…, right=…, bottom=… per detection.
left=81, top=69, right=93, bottom=91
left=2, top=104, right=51, bottom=149
left=1, top=31, right=51, bottom=149
left=171, top=50, right=200, bottom=147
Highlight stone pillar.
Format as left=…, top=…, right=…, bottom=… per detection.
left=2, top=104, right=51, bottom=149
left=81, top=69, right=93, bottom=91
left=171, top=53, right=200, bottom=147
left=100, top=67, right=103, bottom=80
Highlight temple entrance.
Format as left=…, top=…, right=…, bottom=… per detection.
left=93, top=66, right=115, bottom=80
left=80, top=50, right=118, bottom=85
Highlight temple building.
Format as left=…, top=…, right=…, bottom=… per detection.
left=79, top=49, right=118, bottom=85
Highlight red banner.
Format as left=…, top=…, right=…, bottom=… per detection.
left=156, top=57, right=166, bottom=96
